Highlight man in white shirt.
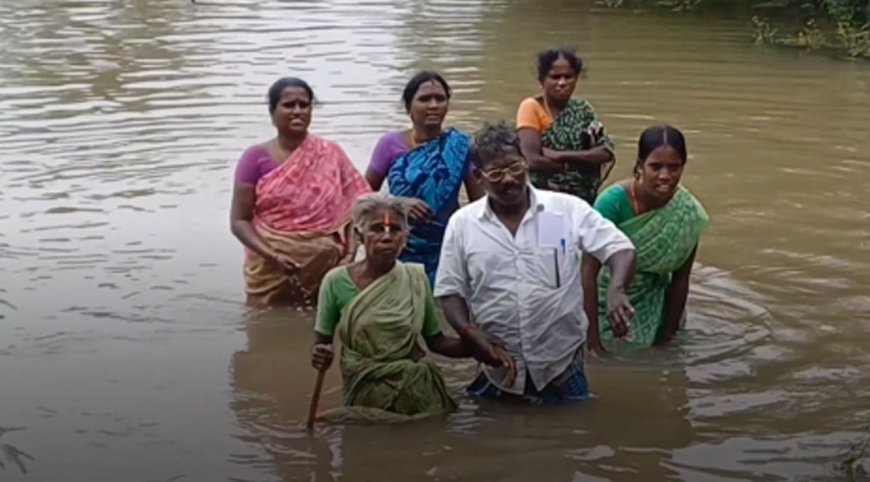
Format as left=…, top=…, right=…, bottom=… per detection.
left=434, top=122, right=636, bottom=404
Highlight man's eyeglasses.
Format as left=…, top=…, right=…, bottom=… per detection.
left=480, top=162, right=527, bottom=183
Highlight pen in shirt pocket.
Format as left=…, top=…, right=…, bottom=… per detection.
left=553, top=238, right=566, bottom=288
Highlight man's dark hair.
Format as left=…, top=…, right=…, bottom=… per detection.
left=470, top=121, right=523, bottom=169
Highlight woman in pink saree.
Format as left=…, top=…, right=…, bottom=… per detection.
left=230, top=77, right=371, bottom=306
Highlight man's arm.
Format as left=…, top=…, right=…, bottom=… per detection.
left=575, top=204, right=636, bottom=338
left=433, top=218, right=514, bottom=372
left=581, top=253, right=604, bottom=351
left=433, top=216, right=476, bottom=336
left=437, top=295, right=473, bottom=337
left=601, top=249, right=636, bottom=337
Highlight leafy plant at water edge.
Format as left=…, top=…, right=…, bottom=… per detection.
left=753, top=16, right=869, bottom=55
left=836, top=21, right=870, bottom=55
left=838, top=425, right=870, bottom=479
left=0, top=427, right=34, bottom=475
left=607, top=0, right=870, bottom=56
left=795, top=18, right=827, bottom=48
left=657, top=0, right=703, bottom=11
left=753, top=16, right=781, bottom=43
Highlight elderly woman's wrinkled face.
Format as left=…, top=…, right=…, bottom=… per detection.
left=357, top=207, right=407, bottom=262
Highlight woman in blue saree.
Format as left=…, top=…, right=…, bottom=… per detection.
left=364, top=71, right=484, bottom=285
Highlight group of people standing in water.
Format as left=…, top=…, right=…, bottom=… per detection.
left=230, top=46, right=709, bottom=419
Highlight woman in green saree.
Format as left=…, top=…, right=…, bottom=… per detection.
left=310, top=193, right=511, bottom=421
left=582, top=125, right=708, bottom=352
left=516, top=46, right=615, bottom=205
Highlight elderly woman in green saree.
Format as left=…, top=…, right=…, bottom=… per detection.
left=516, top=46, right=615, bottom=205
left=310, top=193, right=511, bottom=422
left=582, top=125, right=708, bottom=352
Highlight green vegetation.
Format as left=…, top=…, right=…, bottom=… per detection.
left=601, top=0, right=870, bottom=58
left=838, top=424, right=870, bottom=479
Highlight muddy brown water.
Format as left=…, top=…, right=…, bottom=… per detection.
left=1, top=1, right=869, bottom=481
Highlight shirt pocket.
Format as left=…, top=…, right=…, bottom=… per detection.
left=529, top=247, right=570, bottom=290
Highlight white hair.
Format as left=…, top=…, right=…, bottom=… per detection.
left=351, top=192, right=410, bottom=231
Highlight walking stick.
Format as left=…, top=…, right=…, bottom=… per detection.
left=306, top=369, right=326, bottom=431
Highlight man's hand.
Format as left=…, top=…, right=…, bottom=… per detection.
left=605, top=286, right=634, bottom=338
left=465, top=328, right=517, bottom=387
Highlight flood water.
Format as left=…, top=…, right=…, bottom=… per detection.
left=1, top=0, right=869, bottom=480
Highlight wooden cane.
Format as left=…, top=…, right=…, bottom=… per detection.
left=306, top=369, right=326, bottom=431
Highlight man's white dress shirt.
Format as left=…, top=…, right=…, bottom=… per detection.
left=434, top=187, right=634, bottom=394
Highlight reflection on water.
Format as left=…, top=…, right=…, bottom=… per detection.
left=1, top=0, right=869, bottom=480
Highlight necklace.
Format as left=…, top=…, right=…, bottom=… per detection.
left=542, top=95, right=554, bottom=119
left=406, top=130, right=419, bottom=149
left=407, top=128, right=440, bottom=149
left=542, top=95, right=564, bottom=120
left=271, top=138, right=293, bottom=163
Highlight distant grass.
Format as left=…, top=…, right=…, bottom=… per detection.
left=598, top=0, right=870, bottom=58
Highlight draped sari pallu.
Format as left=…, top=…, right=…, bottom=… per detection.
left=530, top=98, right=614, bottom=205
left=318, top=262, right=456, bottom=424
left=598, top=187, right=709, bottom=347
left=387, top=128, right=470, bottom=285
left=244, top=135, right=371, bottom=306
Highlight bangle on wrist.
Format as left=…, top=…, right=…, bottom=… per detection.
left=459, top=324, right=477, bottom=339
